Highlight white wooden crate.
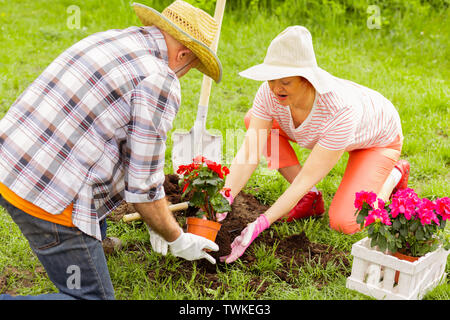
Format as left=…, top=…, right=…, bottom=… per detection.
left=346, top=237, right=449, bottom=300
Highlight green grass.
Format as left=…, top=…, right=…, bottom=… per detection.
left=0, top=0, right=449, bottom=300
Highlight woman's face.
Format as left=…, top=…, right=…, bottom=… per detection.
left=268, top=76, right=307, bottom=107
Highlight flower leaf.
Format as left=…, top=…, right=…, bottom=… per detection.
left=415, top=227, right=425, bottom=241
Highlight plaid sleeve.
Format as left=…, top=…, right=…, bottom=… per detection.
left=124, top=71, right=180, bottom=203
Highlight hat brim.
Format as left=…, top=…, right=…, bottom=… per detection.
left=132, top=3, right=222, bottom=83
left=239, top=64, right=333, bottom=94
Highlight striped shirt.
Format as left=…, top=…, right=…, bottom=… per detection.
left=0, top=26, right=181, bottom=240
left=252, top=76, right=402, bottom=151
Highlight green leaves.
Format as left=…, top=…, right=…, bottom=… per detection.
left=415, top=226, right=425, bottom=241
left=210, top=193, right=232, bottom=213
left=355, top=209, right=366, bottom=225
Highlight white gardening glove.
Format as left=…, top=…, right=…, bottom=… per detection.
left=146, top=224, right=169, bottom=256
left=168, top=231, right=219, bottom=264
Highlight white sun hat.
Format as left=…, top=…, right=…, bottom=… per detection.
left=239, top=26, right=333, bottom=94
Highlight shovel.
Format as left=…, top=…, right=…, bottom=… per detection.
left=122, top=201, right=189, bottom=223
left=171, top=0, right=226, bottom=173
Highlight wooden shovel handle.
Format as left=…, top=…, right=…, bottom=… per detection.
left=122, top=201, right=189, bottom=223
left=198, top=0, right=226, bottom=107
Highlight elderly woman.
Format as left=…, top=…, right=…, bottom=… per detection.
left=220, top=26, right=410, bottom=263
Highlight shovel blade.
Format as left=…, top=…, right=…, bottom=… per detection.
left=172, top=129, right=222, bottom=173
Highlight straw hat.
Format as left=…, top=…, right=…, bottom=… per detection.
left=132, top=1, right=222, bottom=83
left=239, top=26, right=333, bottom=93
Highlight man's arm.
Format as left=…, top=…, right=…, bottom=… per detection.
left=135, top=198, right=219, bottom=264
left=134, top=198, right=181, bottom=242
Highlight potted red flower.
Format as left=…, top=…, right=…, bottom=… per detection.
left=177, top=156, right=231, bottom=242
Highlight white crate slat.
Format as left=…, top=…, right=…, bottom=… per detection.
left=346, top=237, right=449, bottom=300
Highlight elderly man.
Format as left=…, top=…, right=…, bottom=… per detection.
left=0, top=1, right=221, bottom=299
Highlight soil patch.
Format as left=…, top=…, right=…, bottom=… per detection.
left=110, top=174, right=351, bottom=296
left=0, top=266, right=46, bottom=295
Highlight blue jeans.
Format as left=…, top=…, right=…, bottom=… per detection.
left=0, top=195, right=115, bottom=300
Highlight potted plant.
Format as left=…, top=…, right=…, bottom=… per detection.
left=176, top=156, right=231, bottom=242
left=348, top=188, right=450, bottom=298
left=354, top=188, right=449, bottom=259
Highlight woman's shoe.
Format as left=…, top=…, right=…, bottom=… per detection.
left=282, top=191, right=325, bottom=222
left=392, top=159, right=410, bottom=197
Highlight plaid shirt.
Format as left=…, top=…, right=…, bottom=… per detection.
left=0, top=26, right=181, bottom=240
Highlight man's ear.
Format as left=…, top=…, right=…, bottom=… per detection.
left=176, top=48, right=193, bottom=63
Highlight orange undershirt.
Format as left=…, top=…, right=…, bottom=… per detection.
left=0, top=182, right=74, bottom=227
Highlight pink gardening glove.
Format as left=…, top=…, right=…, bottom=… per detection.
left=220, top=214, right=270, bottom=263
left=216, top=189, right=234, bottom=222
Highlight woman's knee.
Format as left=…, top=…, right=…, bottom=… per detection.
left=329, top=215, right=360, bottom=234
left=328, top=203, right=361, bottom=235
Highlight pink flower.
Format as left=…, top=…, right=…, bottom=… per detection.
left=365, top=208, right=392, bottom=227
left=434, top=197, right=449, bottom=221
left=354, top=191, right=377, bottom=210
left=193, top=156, right=206, bottom=163
left=389, top=188, right=419, bottom=220
left=416, top=198, right=440, bottom=226
left=377, top=198, right=385, bottom=209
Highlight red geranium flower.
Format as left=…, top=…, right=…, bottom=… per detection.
left=177, top=157, right=231, bottom=221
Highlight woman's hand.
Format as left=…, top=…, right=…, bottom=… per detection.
left=216, top=188, right=234, bottom=222
left=220, top=214, right=270, bottom=263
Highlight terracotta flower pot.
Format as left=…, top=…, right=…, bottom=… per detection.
left=392, top=251, right=420, bottom=284
left=186, top=217, right=221, bottom=242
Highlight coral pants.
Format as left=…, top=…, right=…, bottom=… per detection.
left=244, top=110, right=402, bottom=234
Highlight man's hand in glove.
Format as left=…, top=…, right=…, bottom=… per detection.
left=146, top=225, right=170, bottom=255
left=169, top=231, right=219, bottom=264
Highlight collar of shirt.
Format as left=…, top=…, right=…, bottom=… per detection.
left=141, top=26, right=169, bottom=66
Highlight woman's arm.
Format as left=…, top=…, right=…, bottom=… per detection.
left=224, top=114, right=272, bottom=198
left=264, top=144, right=345, bottom=224
left=220, top=137, right=345, bottom=264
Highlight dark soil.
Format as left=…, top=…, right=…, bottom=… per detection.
left=108, top=174, right=351, bottom=296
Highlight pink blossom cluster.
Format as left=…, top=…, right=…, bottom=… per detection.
left=416, top=198, right=440, bottom=226
left=354, top=188, right=449, bottom=227
left=364, top=208, right=392, bottom=227
left=354, top=191, right=377, bottom=210
left=434, top=197, right=450, bottom=221
left=389, top=188, right=420, bottom=220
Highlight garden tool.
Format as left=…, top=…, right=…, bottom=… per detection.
left=122, top=201, right=189, bottom=223
left=171, top=0, right=226, bottom=173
